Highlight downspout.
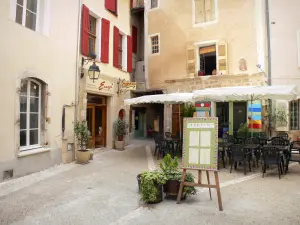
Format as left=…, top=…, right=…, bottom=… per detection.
left=73, top=0, right=82, bottom=159
left=265, top=0, right=271, bottom=85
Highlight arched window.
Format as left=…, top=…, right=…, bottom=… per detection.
left=20, top=78, right=42, bottom=149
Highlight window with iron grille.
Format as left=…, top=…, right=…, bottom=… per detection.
left=289, top=100, right=300, bottom=130
left=151, top=35, right=159, bottom=54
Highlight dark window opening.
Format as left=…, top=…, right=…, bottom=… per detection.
left=199, top=45, right=216, bottom=76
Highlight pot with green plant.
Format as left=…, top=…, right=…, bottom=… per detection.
left=140, top=170, right=167, bottom=204
left=74, top=120, right=91, bottom=164
left=114, top=118, right=128, bottom=150
left=160, top=154, right=197, bottom=199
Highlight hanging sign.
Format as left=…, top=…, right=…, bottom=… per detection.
left=182, top=117, right=218, bottom=170
left=121, top=82, right=136, bottom=91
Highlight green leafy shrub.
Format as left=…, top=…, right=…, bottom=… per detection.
left=74, top=120, right=90, bottom=151
left=114, top=118, right=128, bottom=141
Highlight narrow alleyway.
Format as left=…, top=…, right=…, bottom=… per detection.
left=1, top=140, right=300, bottom=225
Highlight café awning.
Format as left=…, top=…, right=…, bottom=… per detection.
left=193, top=85, right=298, bottom=102
left=124, top=92, right=194, bottom=105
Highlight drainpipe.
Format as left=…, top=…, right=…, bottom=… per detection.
left=72, top=0, right=82, bottom=159
left=265, top=0, right=271, bottom=85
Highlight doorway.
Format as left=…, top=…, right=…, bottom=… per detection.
left=86, top=94, right=107, bottom=148
left=216, top=102, right=229, bottom=137
left=233, top=102, right=247, bottom=131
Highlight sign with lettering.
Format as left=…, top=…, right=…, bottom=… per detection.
left=121, top=82, right=136, bottom=91
left=182, top=117, right=218, bottom=170
left=86, top=78, right=115, bottom=94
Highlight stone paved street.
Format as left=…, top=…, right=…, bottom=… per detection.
left=1, top=140, right=300, bottom=225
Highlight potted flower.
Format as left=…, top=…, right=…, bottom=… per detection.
left=160, top=154, right=197, bottom=198
left=114, top=118, right=128, bottom=150
left=140, top=170, right=167, bottom=204
left=74, top=120, right=91, bottom=164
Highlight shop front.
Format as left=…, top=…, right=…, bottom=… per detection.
left=80, top=74, right=129, bottom=149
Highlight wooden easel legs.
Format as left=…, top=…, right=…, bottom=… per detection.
left=177, top=169, right=223, bottom=211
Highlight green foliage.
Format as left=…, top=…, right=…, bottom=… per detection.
left=159, top=154, right=197, bottom=196
left=183, top=104, right=196, bottom=118
left=237, top=122, right=249, bottom=135
left=267, top=108, right=288, bottom=128
left=74, top=120, right=90, bottom=151
left=140, top=170, right=167, bottom=203
left=114, top=118, right=128, bottom=137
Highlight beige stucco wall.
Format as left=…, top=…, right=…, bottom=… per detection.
left=269, top=0, right=300, bottom=87
left=0, top=0, right=79, bottom=180
left=146, top=0, right=267, bottom=89
left=81, top=0, right=131, bottom=148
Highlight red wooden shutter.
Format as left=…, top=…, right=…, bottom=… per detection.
left=132, top=26, right=137, bottom=54
left=101, top=18, right=110, bottom=63
left=127, top=36, right=133, bottom=73
left=81, top=4, right=90, bottom=56
left=130, top=0, right=133, bottom=9
left=105, top=0, right=117, bottom=15
left=113, top=26, right=119, bottom=68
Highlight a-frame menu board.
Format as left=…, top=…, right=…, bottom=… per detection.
left=177, top=117, right=223, bottom=211
left=182, top=117, right=218, bottom=170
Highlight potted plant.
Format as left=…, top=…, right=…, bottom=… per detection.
left=160, top=154, right=197, bottom=199
left=140, top=170, right=167, bottom=204
left=74, top=120, right=91, bottom=164
left=114, top=118, right=128, bottom=150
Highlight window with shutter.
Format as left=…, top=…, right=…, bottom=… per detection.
left=113, top=26, right=119, bottom=68
left=289, top=100, right=300, bottom=130
left=194, top=0, right=216, bottom=25
left=132, top=26, right=138, bottom=54
left=101, top=18, right=110, bottom=63
left=105, top=0, right=117, bottom=15
left=81, top=4, right=90, bottom=56
left=217, top=41, right=227, bottom=75
left=186, top=47, right=196, bottom=77
left=127, top=36, right=133, bottom=72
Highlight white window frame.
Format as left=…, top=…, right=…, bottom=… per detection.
left=194, top=40, right=218, bottom=75
left=20, top=78, right=42, bottom=151
left=297, top=30, right=300, bottom=67
left=192, top=0, right=218, bottom=27
left=149, top=33, right=160, bottom=56
left=10, top=0, right=51, bottom=36
left=15, top=0, right=40, bottom=31
left=89, top=9, right=102, bottom=61
left=149, top=0, right=159, bottom=10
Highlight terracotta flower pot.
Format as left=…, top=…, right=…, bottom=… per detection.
left=76, top=150, right=91, bottom=164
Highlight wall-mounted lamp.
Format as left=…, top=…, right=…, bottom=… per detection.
left=81, top=53, right=101, bottom=83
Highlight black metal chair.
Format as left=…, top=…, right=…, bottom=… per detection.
left=245, top=137, right=260, bottom=167
left=157, top=139, right=168, bottom=160
left=270, top=137, right=287, bottom=146
left=165, top=132, right=172, bottom=138
left=234, top=137, right=245, bottom=144
left=153, top=133, right=164, bottom=156
left=277, top=132, right=289, bottom=140
left=286, top=141, right=300, bottom=172
left=229, top=144, right=252, bottom=175
left=261, top=146, right=283, bottom=179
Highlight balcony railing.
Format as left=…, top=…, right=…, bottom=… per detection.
left=131, top=0, right=144, bottom=11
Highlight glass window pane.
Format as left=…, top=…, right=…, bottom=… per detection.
left=30, top=113, right=39, bottom=128
left=20, top=113, right=27, bottom=129
left=30, top=97, right=39, bottom=112
left=20, top=80, right=28, bottom=95
left=20, top=96, right=27, bottom=112
left=30, top=81, right=39, bottom=97
left=26, top=0, right=37, bottom=13
left=17, top=0, right=24, bottom=5
left=25, top=11, right=36, bottom=31
left=16, top=5, right=23, bottom=25
left=30, top=130, right=39, bottom=145
left=20, top=130, right=27, bottom=147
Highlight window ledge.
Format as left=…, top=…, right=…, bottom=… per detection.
left=18, top=147, right=51, bottom=158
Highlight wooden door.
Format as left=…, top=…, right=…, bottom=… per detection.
left=86, top=105, right=95, bottom=147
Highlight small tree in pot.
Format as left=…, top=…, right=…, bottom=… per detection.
left=114, top=118, right=128, bottom=150
left=160, top=154, right=197, bottom=199
left=74, top=120, right=91, bottom=164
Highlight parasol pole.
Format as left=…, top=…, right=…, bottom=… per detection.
left=179, top=104, right=182, bottom=139
left=250, top=94, right=253, bottom=137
